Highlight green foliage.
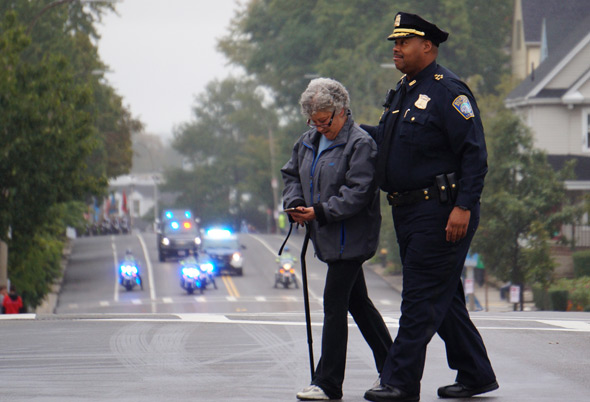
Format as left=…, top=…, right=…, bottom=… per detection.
left=472, top=90, right=566, bottom=294
left=219, top=0, right=512, bottom=121
left=548, top=289, right=569, bottom=312
left=0, top=2, right=137, bottom=306
left=549, top=276, right=590, bottom=311
left=8, top=228, right=64, bottom=310
left=572, top=250, right=590, bottom=278
left=168, top=77, right=279, bottom=230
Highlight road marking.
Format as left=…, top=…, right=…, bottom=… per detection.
left=194, top=296, right=206, bottom=303
left=131, top=299, right=142, bottom=305
left=99, top=301, right=110, bottom=307
left=112, top=240, right=119, bottom=303
left=136, top=233, right=157, bottom=313
left=221, top=274, right=240, bottom=298
left=537, top=320, right=590, bottom=331
left=162, top=297, right=173, bottom=304
left=285, top=296, right=297, bottom=301
left=226, top=296, right=237, bottom=302
left=255, top=296, right=266, bottom=302
left=380, top=299, right=392, bottom=305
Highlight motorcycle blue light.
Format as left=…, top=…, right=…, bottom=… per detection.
left=200, top=263, right=214, bottom=273
left=165, top=211, right=173, bottom=219
left=184, top=211, right=191, bottom=218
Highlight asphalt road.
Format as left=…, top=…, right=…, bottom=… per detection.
left=1, top=232, right=590, bottom=401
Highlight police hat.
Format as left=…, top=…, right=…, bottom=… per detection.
left=387, top=12, right=449, bottom=46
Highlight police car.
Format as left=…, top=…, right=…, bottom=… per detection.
left=157, top=209, right=201, bottom=262
left=200, top=228, right=244, bottom=276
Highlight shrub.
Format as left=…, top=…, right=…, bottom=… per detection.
left=572, top=250, right=590, bottom=278
left=548, top=289, right=569, bottom=311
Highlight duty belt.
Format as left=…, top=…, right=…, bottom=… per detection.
left=387, top=186, right=438, bottom=207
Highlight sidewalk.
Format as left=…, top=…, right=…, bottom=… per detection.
left=368, top=264, right=534, bottom=313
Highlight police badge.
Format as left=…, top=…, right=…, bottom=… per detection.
left=415, top=94, right=431, bottom=109
left=452, top=95, right=475, bottom=120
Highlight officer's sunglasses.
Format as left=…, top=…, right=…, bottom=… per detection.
left=307, top=110, right=335, bottom=129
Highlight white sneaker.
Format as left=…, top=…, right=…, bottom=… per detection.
left=296, top=385, right=330, bottom=400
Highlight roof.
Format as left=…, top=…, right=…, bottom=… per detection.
left=546, top=154, right=590, bottom=181
left=521, top=0, right=589, bottom=49
left=507, top=2, right=590, bottom=103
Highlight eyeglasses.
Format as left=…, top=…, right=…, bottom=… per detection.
left=307, top=110, right=335, bottom=129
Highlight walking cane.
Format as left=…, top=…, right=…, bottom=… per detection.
left=278, top=222, right=315, bottom=380
left=299, top=223, right=315, bottom=380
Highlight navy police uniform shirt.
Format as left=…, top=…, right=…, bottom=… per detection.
left=365, top=61, right=487, bottom=210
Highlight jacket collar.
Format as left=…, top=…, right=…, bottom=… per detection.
left=403, top=61, right=438, bottom=92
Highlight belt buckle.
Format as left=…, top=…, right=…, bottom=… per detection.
left=387, top=192, right=402, bottom=206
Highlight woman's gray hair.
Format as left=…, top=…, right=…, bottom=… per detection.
left=299, top=78, right=350, bottom=118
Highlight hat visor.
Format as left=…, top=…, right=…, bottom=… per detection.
left=387, top=32, right=417, bottom=40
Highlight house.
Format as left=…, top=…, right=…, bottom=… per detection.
left=505, top=0, right=590, bottom=248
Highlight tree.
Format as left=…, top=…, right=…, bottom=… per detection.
left=167, top=77, right=280, bottom=231
left=472, top=96, right=572, bottom=310
left=0, top=2, right=139, bottom=308
left=218, top=0, right=512, bottom=121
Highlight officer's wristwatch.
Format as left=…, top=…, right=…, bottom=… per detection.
left=456, top=205, right=469, bottom=211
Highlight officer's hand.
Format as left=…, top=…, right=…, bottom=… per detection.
left=445, top=207, right=471, bottom=242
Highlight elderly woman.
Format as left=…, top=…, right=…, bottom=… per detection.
left=281, top=78, right=392, bottom=401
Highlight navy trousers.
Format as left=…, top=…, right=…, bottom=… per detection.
left=381, top=201, right=496, bottom=395
left=313, top=260, right=393, bottom=399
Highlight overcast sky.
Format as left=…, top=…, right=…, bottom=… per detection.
left=97, top=0, right=242, bottom=142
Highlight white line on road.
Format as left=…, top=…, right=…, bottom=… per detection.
left=255, top=296, right=267, bottom=302
left=112, top=238, right=119, bottom=303
left=136, top=232, right=157, bottom=313
left=226, top=296, right=237, bottom=302
left=162, top=297, right=173, bottom=304
left=194, top=296, right=206, bottom=302
left=99, top=301, right=110, bottom=307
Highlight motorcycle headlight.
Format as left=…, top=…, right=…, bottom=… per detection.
left=232, top=252, right=241, bottom=262
left=194, top=237, right=201, bottom=245
left=283, top=263, right=292, bottom=270
left=182, top=267, right=200, bottom=278
left=162, top=237, right=170, bottom=246
left=121, top=265, right=138, bottom=275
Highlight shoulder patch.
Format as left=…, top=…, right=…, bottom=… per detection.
left=452, top=95, right=474, bottom=120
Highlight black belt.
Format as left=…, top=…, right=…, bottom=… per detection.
left=387, top=186, right=438, bottom=207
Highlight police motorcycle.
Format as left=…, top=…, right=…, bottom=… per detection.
left=274, top=246, right=298, bottom=289
left=119, top=249, right=144, bottom=291
left=179, top=251, right=217, bottom=294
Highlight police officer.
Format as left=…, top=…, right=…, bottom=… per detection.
left=361, top=12, right=498, bottom=402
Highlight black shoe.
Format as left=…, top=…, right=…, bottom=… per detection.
left=364, top=384, right=419, bottom=402
left=437, top=381, right=499, bottom=398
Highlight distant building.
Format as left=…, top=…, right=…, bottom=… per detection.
left=506, top=0, right=590, bottom=191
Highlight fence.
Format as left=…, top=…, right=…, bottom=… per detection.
left=561, top=224, right=590, bottom=248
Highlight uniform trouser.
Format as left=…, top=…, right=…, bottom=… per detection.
left=381, top=201, right=496, bottom=395
left=313, top=260, right=393, bottom=399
